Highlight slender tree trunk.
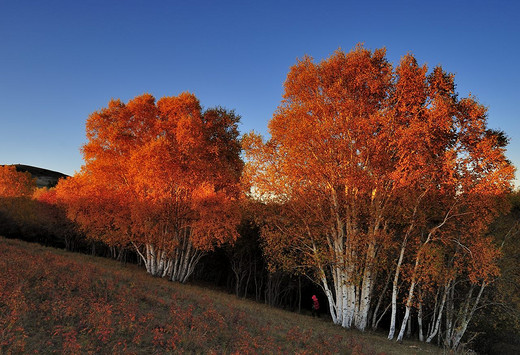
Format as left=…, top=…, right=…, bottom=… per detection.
left=232, top=260, right=244, bottom=297
left=395, top=208, right=449, bottom=343
left=451, top=282, right=486, bottom=350
left=407, top=313, right=412, bottom=338
left=171, top=236, right=190, bottom=282
left=426, top=286, right=440, bottom=339
left=254, top=261, right=264, bottom=302
left=243, top=264, right=252, bottom=298
left=375, top=302, right=392, bottom=330
left=396, top=252, right=423, bottom=342
left=298, top=275, right=302, bottom=314
left=388, top=248, right=404, bottom=339
left=388, top=222, right=415, bottom=339
left=320, top=269, right=339, bottom=324
left=444, top=282, right=455, bottom=347
left=418, top=301, right=424, bottom=342
left=356, top=238, right=376, bottom=331
left=426, top=282, right=449, bottom=343
left=372, top=269, right=392, bottom=330
left=396, top=277, right=416, bottom=342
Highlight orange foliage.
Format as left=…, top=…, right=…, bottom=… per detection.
left=0, top=166, right=35, bottom=198
left=244, top=45, right=515, bottom=330
left=56, top=93, right=243, bottom=281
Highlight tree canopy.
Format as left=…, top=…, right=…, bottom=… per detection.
left=56, top=93, right=243, bottom=282
left=244, top=45, right=515, bottom=344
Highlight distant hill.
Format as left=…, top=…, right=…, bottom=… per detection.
left=12, top=164, right=68, bottom=188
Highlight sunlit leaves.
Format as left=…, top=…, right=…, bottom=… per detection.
left=245, top=45, right=515, bottom=334
left=0, top=166, right=36, bottom=198
left=56, top=93, right=243, bottom=278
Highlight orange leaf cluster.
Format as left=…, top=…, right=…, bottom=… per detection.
left=0, top=166, right=36, bottom=198
left=56, top=93, right=243, bottom=280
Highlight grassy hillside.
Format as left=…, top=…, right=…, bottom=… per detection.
left=0, top=237, right=443, bottom=354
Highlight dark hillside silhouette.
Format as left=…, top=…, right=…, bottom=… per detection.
left=13, top=164, right=68, bottom=188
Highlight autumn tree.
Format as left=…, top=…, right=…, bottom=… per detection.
left=0, top=166, right=35, bottom=198
left=32, top=187, right=81, bottom=251
left=244, top=44, right=514, bottom=341
left=57, top=172, right=132, bottom=256
left=470, top=191, right=520, bottom=353
left=0, top=165, right=37, bottom=238
left=385, top=58, right=513, bottom=343
left=56, top=93, right=243, bottom=282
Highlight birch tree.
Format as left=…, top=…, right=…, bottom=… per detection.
left=244, top=45, right=514, bottom=335
left=57, top=93, right=243, bottom=282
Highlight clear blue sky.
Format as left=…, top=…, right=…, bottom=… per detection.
left=1, top=0, right=519, bottom=185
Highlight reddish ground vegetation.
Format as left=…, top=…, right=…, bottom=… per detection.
left=0, top=237, right=441, bottom=354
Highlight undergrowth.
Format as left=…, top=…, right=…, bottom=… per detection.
left=0, top=237, right=442, bottom=354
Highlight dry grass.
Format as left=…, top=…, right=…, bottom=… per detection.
left=0, top=237, right=445, bottom=354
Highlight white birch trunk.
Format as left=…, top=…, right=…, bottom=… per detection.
left=341, top=275, right=357, bottom=328
left=132, top=243, right=170, bottom=277
left=333, top=269, right=343, bottom=325
left=388, top=222, right=414, bottom=339
left=356, top=240, right=376, bottom=331
left=372, top=270, right=392, bottom=330
left=418, top=301, right=424, bottom=342
left=444, top=282, right=455, bottom=347
left=426, top=282, right=449, bottom=343
left=396, top=258, right=420, bottom=342
left=426, top=287, right=441, bottom=339
left=395, top=208, right=449, bottom=343
left=407, top=314, right=412, bottom=338
left=320, top=271, right=339, bottom=324
left=169, top=234, right=204, bottom=283
left=396, top=278, right=416, bottom=342
left=388, top=247, right=404, bottom=340
left=448, top=282, right=486, bottom=349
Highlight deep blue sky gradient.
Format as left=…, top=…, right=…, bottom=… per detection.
left=1, top=0, right=518, bottom=185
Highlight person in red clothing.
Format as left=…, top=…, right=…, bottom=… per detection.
left=311, top=295, right=320, bottom=317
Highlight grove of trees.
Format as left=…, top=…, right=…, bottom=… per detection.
left=1, top=45, right=518, bottom=352
left=244, top=46, right=515, bottom=346
left=0, top=165, right=81, bottom=250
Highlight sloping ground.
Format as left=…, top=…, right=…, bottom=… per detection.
left=0, top=237, right=443, bottom=354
